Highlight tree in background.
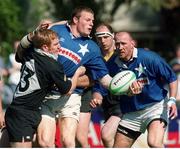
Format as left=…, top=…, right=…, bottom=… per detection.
left=0, top=0, right=55, bottom=61
left=0, top=0, right=179, bottom=61
left=0, top=0, right=24, bottom=60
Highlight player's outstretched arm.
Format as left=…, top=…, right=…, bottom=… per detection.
left=99, top=74, right=112, bottom=89
left=77, top=74, right=93, bottom=88
left=48, top=20, right=67, bottom=29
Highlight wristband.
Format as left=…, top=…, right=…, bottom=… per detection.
left=167, top=97, right=176, bottom=106
left=20, top=35, right=32, bottom=49
left=169, top=97, right=176, bottom=102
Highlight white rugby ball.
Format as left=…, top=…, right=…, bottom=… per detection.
left=109, top=70, right=136, bottom=95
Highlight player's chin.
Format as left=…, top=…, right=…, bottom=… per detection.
left=119, top=54, right=125, bottom=59
left=87, top=29, right=92, bottom=35
left=82, top=32, right=90, bottom=37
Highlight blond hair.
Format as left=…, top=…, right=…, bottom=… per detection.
left=32, top=29, right=58, bottom=49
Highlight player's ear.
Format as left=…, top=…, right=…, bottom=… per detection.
left=41, top=44, right=49, bottom=52
left=73, top=16, right=79, bottom=24
left=131, top=40, right=137, bottom=47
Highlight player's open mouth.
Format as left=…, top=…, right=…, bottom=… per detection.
left=88, top=28, right=92, bottom=32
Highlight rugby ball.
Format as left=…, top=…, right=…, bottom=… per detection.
left=109, top=70, right=136, bottom=95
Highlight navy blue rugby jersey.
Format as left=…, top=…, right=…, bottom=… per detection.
left=50, top=24, right=109, bottom=93
left=96, top=48, right=177, bottom=113
left=93, top=52, right=120, bottom=105
left=12, top=47, right=72, bottom=110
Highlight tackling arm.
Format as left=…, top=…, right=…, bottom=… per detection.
left=99, top=74, right=112, bottom=89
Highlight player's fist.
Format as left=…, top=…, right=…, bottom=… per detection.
left=76, top=66, right=86, bottom=76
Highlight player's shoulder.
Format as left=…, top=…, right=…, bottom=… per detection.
left=86, top=38, right=100, bottom=49
left=138, top=48, right=160, bottom=59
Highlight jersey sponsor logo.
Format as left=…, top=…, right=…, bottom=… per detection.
left=137, top=77, right=149, bottom=86
left=57, top=47, right=81, bottom=64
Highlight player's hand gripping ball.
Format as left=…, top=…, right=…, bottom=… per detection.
left=109, top=70, right=136, bottom=95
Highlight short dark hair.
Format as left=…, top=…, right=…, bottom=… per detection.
left=70, top=6, right=94, bottom=23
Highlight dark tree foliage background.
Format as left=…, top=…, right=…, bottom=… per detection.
left=0, top=0, right=179, bottom=62
left=0, top=0, right=25, bottom=60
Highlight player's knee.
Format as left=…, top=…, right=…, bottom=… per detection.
left=76, top=137, right=85, bottom=144
left=101, top=129, right=112, bottom=142
left=148, top=139, right=164, bottom=148
left=61, top=137, right=75, bottom=148
left=38, top=136, right=54, bottom=147
left=76, top=136, right=89, bottom=147
left=76, top=133, right=87, bottom=142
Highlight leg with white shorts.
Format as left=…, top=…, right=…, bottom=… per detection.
left=113, top=99, right=168, bottom=148
left=58, top=94, right=81, bottom=147
left=146, top=100, right=168, bottom=147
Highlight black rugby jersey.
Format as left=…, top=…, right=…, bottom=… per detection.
left=12, top=47, right=72, bottom=109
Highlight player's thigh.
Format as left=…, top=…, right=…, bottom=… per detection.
left=145, top=99, right=168, bottom=146
left=114, top=123, right=141, bottom=148
left=60, top=94, right=81, bottom=121
left=60, top=117, right=78, bottom=139
left=132, top=130, right=149, bottom=148
left=102, top=115, right=120, bottom=138
left=113, top=131, right=135, bottom=148
left=10, top=142, right=32, bottom=148
left=37, top=116, right=56, bottom=142
left=58, top=94, right=81, bottom=139
left=147, top=119, right=166, bottom=145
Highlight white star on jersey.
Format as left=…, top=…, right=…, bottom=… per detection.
left=135, top=63, right=146, bottom=77
left=78, top=44, right=89, bottom=56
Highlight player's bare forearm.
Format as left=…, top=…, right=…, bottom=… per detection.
left=48, top=20, right=67, bottom=29
left=77, top=74, right=94, bottom=88
left=168, top=80, right=178, bottom=98
left=68, top=66, right=86, bottom=94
